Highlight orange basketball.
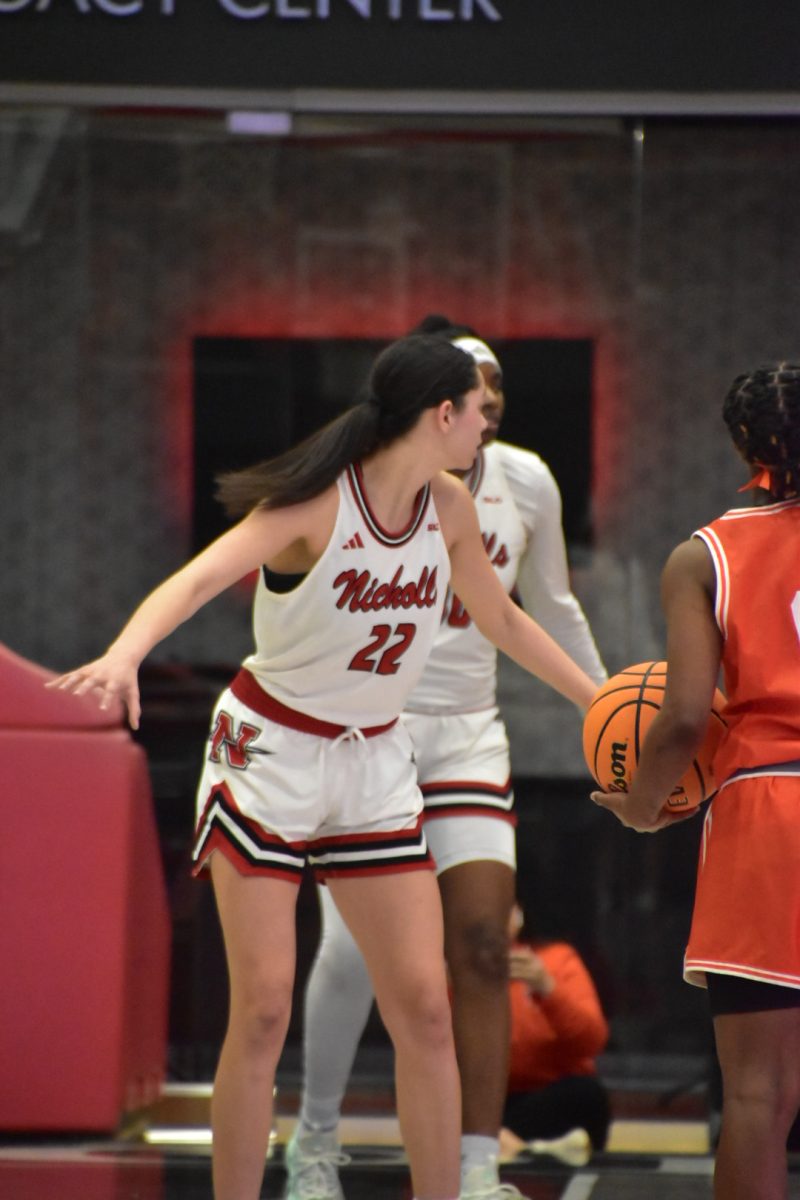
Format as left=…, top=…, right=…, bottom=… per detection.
left=583, top=662, right=727, bottom=813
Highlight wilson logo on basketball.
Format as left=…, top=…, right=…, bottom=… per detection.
left=609, top=742, right=628, bottom=791
left=333, top=565, right=439, bottom=612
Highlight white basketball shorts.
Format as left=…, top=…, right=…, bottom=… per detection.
left=192, top=671, right=432, bottom=882
left=401, top=707, right=516, bottom=874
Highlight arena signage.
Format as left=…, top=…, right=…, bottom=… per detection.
left=0, top=0, right=501, bottom=15
left=1, top=0, right=799, bottom=113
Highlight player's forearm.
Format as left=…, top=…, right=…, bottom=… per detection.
left=104, top=570, right=211, bottom=666
left=523, top=595, right=607, bottom=686
left=626, top=707, right=708, bottom=816
left=484, top=604, right=598, bottom=711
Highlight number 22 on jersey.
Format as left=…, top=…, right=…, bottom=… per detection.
left=349, top=623, right=417, bottom=675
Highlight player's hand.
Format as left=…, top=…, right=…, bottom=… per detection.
left=46, top=654, right=141, bottom=730
left=590, top=789, right=698, bottom=833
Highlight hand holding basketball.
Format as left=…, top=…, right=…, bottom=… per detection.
left=583, top=662, right=726, bottom=819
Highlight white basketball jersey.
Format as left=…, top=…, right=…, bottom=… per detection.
left=406, top=440, right=606, bottom=715
left=242, top=463, right=451, bottom=728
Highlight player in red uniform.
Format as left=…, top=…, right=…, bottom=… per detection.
left=49, top=335, right=598, bottom=1200
left=592, top=364, right=800, bottom=1200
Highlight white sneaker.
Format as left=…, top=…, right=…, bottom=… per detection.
left=460, top=1160, right=523, bottom=1200
left=283, top=1126, right=349, bottom=1200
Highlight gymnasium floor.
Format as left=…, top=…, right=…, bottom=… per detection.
left=3, top=1088, right=799, bottom=1200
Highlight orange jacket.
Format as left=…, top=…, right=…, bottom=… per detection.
left=507, top=941, right=609, bottom=1093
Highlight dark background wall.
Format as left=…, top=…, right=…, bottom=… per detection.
left=3, top=111, right=800, bottom=1071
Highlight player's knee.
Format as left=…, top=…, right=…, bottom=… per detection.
left=231, top=979, right=293, bottom=1058
left=406, top=991, right=454, bottom=1054
left=723, top=1072, right=797, bottom=1131
left=381, top=979, right=453, bottom=1054
left=450, top=917, right=509, bottom=987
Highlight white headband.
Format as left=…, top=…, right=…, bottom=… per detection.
left=451, top=335, right=501, bottom=372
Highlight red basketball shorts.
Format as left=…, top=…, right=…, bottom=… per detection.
left=684, top=774, right=800, bottom=991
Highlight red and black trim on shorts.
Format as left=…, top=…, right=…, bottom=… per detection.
left=192, top=784, right=433, bottom=881
left=192, top=782, right=307, bottom=882
left=310, top=815, right=433, bottom=880
left=421, top=777, right=516, bottom=824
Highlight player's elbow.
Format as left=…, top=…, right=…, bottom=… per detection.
left=655, top=701, right=710, bottom=752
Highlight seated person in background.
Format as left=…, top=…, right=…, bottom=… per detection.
left=501, top=903, right=612, bottom=1156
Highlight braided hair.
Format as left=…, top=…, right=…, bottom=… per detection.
left=722, top=363, right=800, bottom=500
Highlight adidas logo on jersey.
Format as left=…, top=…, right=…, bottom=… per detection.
left=343, top=532, right=365, bottom=550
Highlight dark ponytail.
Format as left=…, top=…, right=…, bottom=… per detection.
left=216, top=334, right=478, bottom=516
left=722, top=363, right=800, bottom=499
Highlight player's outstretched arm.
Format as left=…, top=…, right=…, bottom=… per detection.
left=435, top=474, right=598, bottom=712
left=592, top=539, right=722, bottom=832
left=47, top=494, right=334, bottom=728
left=507, top=449, right=607, bottom=685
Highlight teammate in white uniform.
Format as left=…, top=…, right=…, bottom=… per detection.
left=50, top=333, right=598, bottom=1200
left=288, top=320, right=607, bottom=1200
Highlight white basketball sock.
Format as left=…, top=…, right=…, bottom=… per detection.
left=461, top=1133, right=500, bottom=1177
left=298, top=884, right=375, bottom=1131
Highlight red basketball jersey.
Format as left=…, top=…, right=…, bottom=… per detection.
left=695, top=499, right=800, bottom=785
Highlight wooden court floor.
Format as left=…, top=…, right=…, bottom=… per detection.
left=1, top=1139, right=799, bottom=1200
left=2, top=1103, right=799, bottom=1200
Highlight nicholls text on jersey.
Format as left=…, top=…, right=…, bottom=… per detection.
left=334, top=565, right=439, bottom=612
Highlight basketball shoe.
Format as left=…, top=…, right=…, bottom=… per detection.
left=460, top=1159, right=523, bottom=1200
left=283, top=1126, right=349, bottom=1200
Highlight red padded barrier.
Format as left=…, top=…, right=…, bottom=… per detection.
left=0, top=1160, right=164, bottom=1200
left=0, top=647, right=170, bottom=1131
left=0, top=642, right=124, bottom=728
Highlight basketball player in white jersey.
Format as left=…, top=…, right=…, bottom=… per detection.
left=287, top=319, right=607, bottom=1200
left=49, top=334, right=599, bottom=1200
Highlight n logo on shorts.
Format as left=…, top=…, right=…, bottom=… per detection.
left=208, top=711, right=262, bottom=770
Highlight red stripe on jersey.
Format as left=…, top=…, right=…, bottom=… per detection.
left=230, top=669, right=398, bottom=739
left=347, top=461, right=431, bottom=546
